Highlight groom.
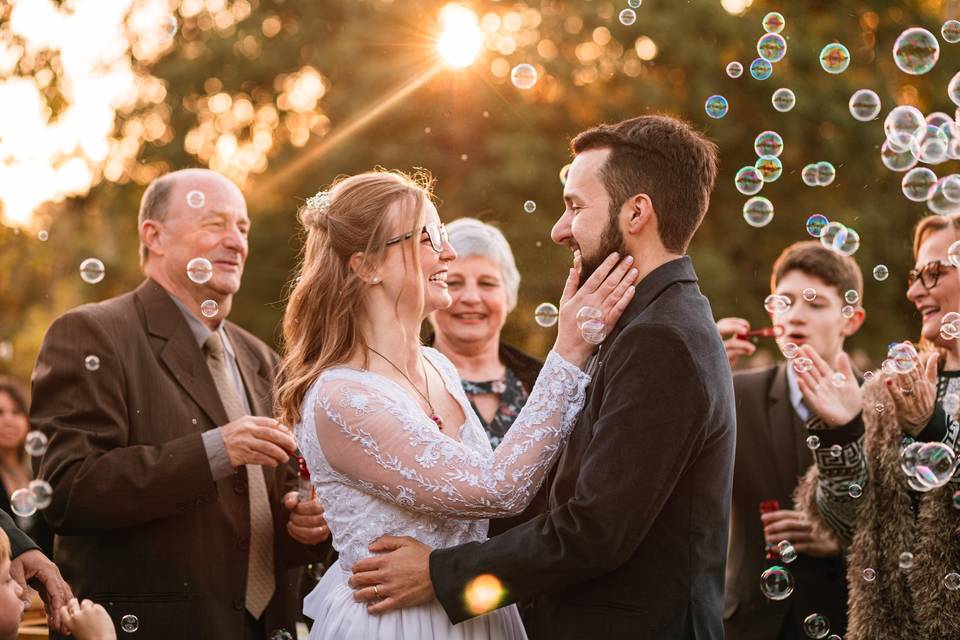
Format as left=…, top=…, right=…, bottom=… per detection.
left=349, top=115, right=736, bottom=638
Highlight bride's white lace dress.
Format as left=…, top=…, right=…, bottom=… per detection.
left=296, top=347, right=590, bottom=639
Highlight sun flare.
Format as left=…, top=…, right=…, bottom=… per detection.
left=436, top=4, right=483, bottom=69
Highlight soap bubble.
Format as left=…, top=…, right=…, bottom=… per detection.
left=914, top=442, right=957, bottom=489
left=816, top=161, right=836, bottom=186
left=954, top=489, right=960, bottom=509
left=899, top=551, right=914, bottom=569
left=848, top=483, right=863, bottom=498
left=534, top=302, right=559, bottom=327
left=200, top=300, right=220, bottom=318
left=28, top=479, right=53, bottom=510
left=628, top=0, right=642, bottom=8
left=120, top=614, right=140, bottom=633
left=830, top=444, right=843, bottom=458
left=950, top=73, right=960, bottom=109
left=806, top=214, right=829, bottom=237
left=510, top=64, right=538, bottom=89
left=893, top=27, right=940, bottom=75
left=743, top=197, right=774, bottom=227
left=735, top=166, right=764, bottom=196
left=778, top=541, right=797, bottom=563
left=79, top=258, right=105, bottom=284
left=10, top=488, right=36, bottom=517
left=803, top=613, right=830, bottom=638
left=833, top=227, right=860, bottom=257
left=929, top=177, right=960, bottom=214
left=863, top=370, right=875, bottom=382
left=782, top=342, right=800, bottom=359
left=873, top=265, right=889, bottom=281
left=880, top=140, right=919, bottom=172
left=750, top=58, right=773, bottom=80
left=186, top=190, right=206, bottom=209
left=832, top=372, right=847, bottom=387
left=820, top=43, right=850, bottom=74
left=84, top=355, right=100, bottom=371
left=887, top=342, right=919, bottom=374
left=758, top=33, right=787, bottom=63
left=844, top=289, right=859, bottom=305
left=618, top=9, right=637, bottom=26
left=945, top=573, right=960, bottom=591
left=762, top=12, right=785, bottom=34
left=760, top=565, right=794, bottom=600
left=792, top=357, right=814, bottom=374
left=902, top=167, right=938, bottom=201
left=819, top=222, right=848, bottom=251
left=37, top=230, right=48, bottom=241
left=771, top=88, right=796, bottom=112
left=806, top=435, right=821, bottom=450
left=863, top=568, right=877, bottom=582
left=942, top=174, right=960, bottom=201
left=726, top=61, right=743, bottom=78
left=915, top=125, right=949, bottom=164
left=885, top=105, right=926, bottom=150
left=754, top=131, right=784, bottom=157
left=523, top=200, right=537, bottom=214
left=576, top=306, right=604, bottom=329
left=705, top=95, right=729, bottom=119
left=187, top=257, right=214, bottom=284
left=802, top=288, right=817, bottom=302
left=24, top=431, right=48, bottom=457
left=755, top=156, right=783, bottom=183
left=849, top=89, right=882, bottom=122
left=802, top=164, right=820, bottom=187
left=764, top=294, right=790, bottom=314
left=580, top=320, right=607, bottom=345
left=559, top=164, right=571, bottom=185
left=950, top=240, right=960, bottom=267
left=841, top=305, right=855, bottom=319
left=943, top=20, right=960, bottom=43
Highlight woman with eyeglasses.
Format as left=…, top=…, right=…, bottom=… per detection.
left=275, top=170, right=638, bottom=639
left=790, top=213, right=960, bottom=639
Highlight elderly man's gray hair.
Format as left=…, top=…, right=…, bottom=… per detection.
left=446, top=218, right=521, bottom=312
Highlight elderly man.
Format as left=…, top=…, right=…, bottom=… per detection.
left=31, top=169, right=331, bottom=639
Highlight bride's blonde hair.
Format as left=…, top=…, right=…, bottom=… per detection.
left=276, top=169, right=433, bottom=427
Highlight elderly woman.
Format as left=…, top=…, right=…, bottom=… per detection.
left=427, top=218, right=544, bottom=534
left=792, top=213, right=960, bottom=639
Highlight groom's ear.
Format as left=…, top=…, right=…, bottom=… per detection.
left=624, top=193, right=655, bottom=235
left=349, top=252, right=380, bottom=283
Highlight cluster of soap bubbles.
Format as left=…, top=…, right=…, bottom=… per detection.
left=718, top=12, right=791, bottom=118
left=10, top=479, right=54, bottom=518
left=792, top=356, right=814, bottom=374
left=576, top=306, right=606, bottom=345
left=940, top=311, right=960, bottom=340
left=900, top=440, right=958, bottom=492
left=881, top=341, right=919, bottom=375
left=801, top=161, right=836, bottom=187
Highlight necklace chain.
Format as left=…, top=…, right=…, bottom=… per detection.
left=367, top=346, right=443, bottom=427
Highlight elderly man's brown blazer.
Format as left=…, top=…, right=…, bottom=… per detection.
left=30, top=278, right=328, bottom=639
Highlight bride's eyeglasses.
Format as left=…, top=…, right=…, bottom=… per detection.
left=384, top=222, right=449, bottom=253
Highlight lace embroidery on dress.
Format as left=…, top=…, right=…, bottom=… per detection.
left=295, top=348, right=589, bottom=571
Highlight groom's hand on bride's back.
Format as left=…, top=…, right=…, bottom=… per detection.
left=348, top=536, right=434, bottom=614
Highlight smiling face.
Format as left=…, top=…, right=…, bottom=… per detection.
left=142, top=171, right=249, bottom=302
left=552, top=148, right=628, bottom=284
left=772, top=270, right=863, bottom=364
left=430, top=255, right=508, bottom=348
left=907, top=227, right=960, bottom=344
left=0, top=392, right=27, bottom=453
left=374, top=199, right=457, bottom=320
left=0, top=556, right=24, bottom=640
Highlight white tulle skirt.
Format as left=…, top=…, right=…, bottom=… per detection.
left=304, top=560, right=528, bottom=640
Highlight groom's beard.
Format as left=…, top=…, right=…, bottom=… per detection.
left=579, top=222, right=629, bottom=288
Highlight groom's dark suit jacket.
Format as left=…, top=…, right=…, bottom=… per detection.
left=431, top=257, right=736, bottom=639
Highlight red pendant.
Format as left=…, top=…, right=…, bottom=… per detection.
left=430, top=414, right=443, bottom=428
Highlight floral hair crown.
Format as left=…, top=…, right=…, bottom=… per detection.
left=305, top=190, right=332, bottom=213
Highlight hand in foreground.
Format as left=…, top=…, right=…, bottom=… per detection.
left=282, top=491, right=330, bottom=545
left=761, top=509, right=840, bottom=558
left=59, top=598, right=117, bottom=640
left=884, top=348, right=939, bottom=437
left=794, top=346, right=862, bottom=428
left=348, top=536, right=434, bottom=614
left=11, top=549, right=73, bottom=634
left=717, top=317, right=756, bottom=367
left=221, top=416, right=296, bottom=467
left=554, top=251, right=639, bottom=369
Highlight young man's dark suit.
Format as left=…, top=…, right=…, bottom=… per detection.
left=30, top=279, right=330, bottom=639
left=724, top=363, right=848, bottom=639
left=430, top=257, right=737, bottom=639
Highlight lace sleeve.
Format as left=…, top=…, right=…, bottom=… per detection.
left=313, top=350, right=590, bottom=518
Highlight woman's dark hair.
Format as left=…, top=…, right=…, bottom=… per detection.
left=0, top=376, right=29, bottom=463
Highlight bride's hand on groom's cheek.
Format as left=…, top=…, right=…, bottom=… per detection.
left=348, top=536, right=434, bottom=613
left=555, top=251, right=639, bottom=369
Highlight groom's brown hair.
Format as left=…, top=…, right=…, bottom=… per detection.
left=571, top=115, right=719, bottom=253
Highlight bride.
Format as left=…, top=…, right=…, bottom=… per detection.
left=275, top=170, right=637, bottom=639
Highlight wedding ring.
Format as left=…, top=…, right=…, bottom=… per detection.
left=373, top=585, right=380, bottom=597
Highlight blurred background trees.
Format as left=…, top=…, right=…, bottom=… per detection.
left=2, top=0, right=960, bottom=381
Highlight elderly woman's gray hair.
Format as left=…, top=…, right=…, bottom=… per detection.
left=446, top=218, right=521, bottom=312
